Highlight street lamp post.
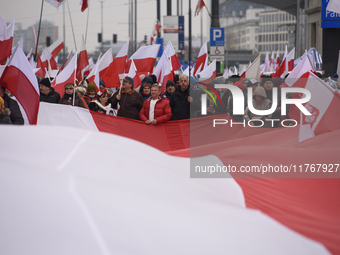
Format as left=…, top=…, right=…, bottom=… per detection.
left=211, top=0, right=221, bottom=72
left=100, top=0, right=104, bottom=54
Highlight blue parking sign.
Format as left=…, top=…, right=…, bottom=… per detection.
left=210, top=28, right=224, bottom=47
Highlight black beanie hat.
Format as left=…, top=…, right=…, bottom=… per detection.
left=166, top=80, right=175, bottom=88
left=149, top=74, right=157, bottom=84
left=40, top=78, right=51, bottom=87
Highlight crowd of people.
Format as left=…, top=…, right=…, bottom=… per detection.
left=0, top=70, right=339, bottom=127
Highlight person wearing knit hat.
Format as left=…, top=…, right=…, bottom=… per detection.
left=99, top=78, right=106, bottom=90
left=244, top=86, right=272, bottom=128
left=87, top=82, right=97, bottom=93
left=39, top=78, right=60, bottom=104
left=0, top=96, right=12, bottom=124
left=83, top=82, right=97, bottom=106
left=163, top=80, right=176, bottom=106
left=76, top=86, right=87, bottom=97
left=139, top=77, right=153, bottom=101
left=79, top=79, right=88, bottom=88
left=149, top=74, right=157, bottom=84
left=166, top=80, right=175, bottom=92
left=75, top=86, right=89, bottom=109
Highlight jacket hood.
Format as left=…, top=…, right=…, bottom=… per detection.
left=141, top=76, right=154, bottom=85
left=253, top=86, right=267, bottom=98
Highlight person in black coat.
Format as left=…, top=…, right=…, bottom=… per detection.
left=39, top=78, right=60, bottom=103
left=163, top=80, right=176, bottom=108
left=0, top=96, right=12, bottom=124
left=171, top=74, right=193, bottom=120
left=0, top=87, right=24, bottom=124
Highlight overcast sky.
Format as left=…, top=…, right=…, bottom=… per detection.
left=0, top=0, right=212, bottom=54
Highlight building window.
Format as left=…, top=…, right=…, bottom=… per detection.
left=48, top=27, right=54, bottom=37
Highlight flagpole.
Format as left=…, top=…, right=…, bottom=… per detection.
left=204, top=5, right=212, bottom=19
left=85, top=1, right=90, bottom=44
left=34, top=0, right=45, bottom=61
left=189, top=0, right=191, bottom=89
left=73, top=85, right=75, bottom=106
left=200, top=11, right=203, bottom=46
left=67, top=0, right=78, bottom=51
left=63, top=3, right=66, bottom=64
left=118, top=74, right=124, bottom=95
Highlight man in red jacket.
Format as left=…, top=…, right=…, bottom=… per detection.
left=139, top=84, right=172, bottom=125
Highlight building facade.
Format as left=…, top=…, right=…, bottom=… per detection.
left=221, top=7, right=265, bottom=51
left=258, top=9, right=296, bottom=54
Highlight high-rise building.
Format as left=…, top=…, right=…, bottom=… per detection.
left=221, top=7, right=265, bottom=51
left=257, top=9, right=296, bottom=54
left=24, top=20, right=59, bottom=55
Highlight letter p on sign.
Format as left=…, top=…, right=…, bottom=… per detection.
left=210, top=28, right=225, bottom=47
left=213, top=30, right=222, bottom=41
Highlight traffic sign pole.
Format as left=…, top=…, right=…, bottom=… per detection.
left=210, top=27, right=225, bottom=72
